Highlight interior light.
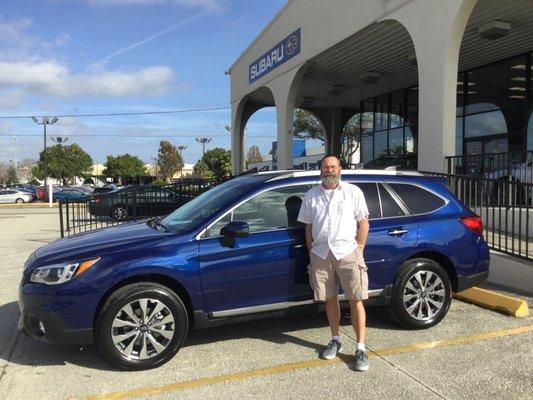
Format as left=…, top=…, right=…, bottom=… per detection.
left=511, top=64, right=526, bottom=70
left=509, top=87, right=525, bottom=91
left=509, top=95, right=525, bottom=99
left=510, top=77, right=526, bottom=81
left=478, top=20, right=511, bottom=40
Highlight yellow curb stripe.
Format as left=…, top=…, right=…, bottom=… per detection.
left=84, top=324, right=533, bottom=400
left=455, top=287, right=529, bottom=317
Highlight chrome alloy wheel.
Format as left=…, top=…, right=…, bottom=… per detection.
left=402, top=270, right=445, bottom=321
left=111, top=298, right=175, bottom=360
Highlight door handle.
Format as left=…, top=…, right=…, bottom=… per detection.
left=388, top=229, right=408, bottom=236
left=293, top=244, right=306, bottom=248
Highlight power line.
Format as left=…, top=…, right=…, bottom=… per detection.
left=0, top=133, right=275, bottom=139
left=0, top=106, right=231, bottom=120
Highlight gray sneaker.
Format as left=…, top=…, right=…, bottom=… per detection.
left=354, top=349, right=369, bottom=371
left=321, top=339, right=342, bottom=360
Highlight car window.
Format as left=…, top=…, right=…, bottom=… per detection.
left=208, top=185, right=311, bottom=236
left=378, top=184, right=406, bottom=218
left=349, top=182, right=380, bottom=219
left=388, top=183, right=446, bottom=214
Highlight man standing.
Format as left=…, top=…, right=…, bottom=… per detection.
left=297, top=154, right=370, bottom=371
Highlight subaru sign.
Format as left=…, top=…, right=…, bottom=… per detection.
left=249, top=28, right=301, bottom=84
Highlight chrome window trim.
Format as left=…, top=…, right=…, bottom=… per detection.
left=381, top=183, right=410, bottom=216
left=209, top=290, right=384, bottom=318
left=195, top=181, right=317, bottom=240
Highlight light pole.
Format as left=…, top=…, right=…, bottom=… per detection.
left=51, top=137, right=68, bottom=185
left=12, top=136, right=17, bottom=169
left=31, top=116, right=59, bottom=190
left=195, top=137, right=211, bottom=157
left=177, top=145, right=187, bottom=178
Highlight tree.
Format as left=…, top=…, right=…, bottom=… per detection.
left=103, top=154, right=145, bottom=185
left=246, top=145, right=263, bottom=164
left=293, top=109, right=325, bottom=142
left=6, top=166, right=18, bottom=184
left=200, top=147, right=231, bottom=180
left=340, top=113, right=372, bottom=165
left=32, top=144, right=93, bottom=185
left=157, top=141, right=184, bottom=182
left=193, top=160, right=214, bottom=179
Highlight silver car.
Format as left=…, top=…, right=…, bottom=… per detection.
left=0, top=189, right=33, bottom=203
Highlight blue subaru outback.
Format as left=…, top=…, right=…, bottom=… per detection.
left=19, top=170, right=489, bottom=370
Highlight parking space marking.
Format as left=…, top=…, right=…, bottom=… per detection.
left=84, top=324, right=533, bottom=400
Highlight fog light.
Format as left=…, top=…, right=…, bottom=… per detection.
left=38, top=321, right=45, bottom=336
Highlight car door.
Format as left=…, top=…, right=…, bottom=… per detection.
left=198, top=184, right=314, bottom=314
left=348, top=181, right=419, bottom=290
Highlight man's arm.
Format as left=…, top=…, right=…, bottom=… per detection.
left=356, top=218, right=369, bottom=248
left=305, top=224, right=313, bottom=251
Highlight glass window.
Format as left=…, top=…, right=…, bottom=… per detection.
left=378, top=184, right=405, bottom=218
left=457, top=74, right=464, bottom=116
left=375, top=95, right=389, bottom=131
left=528, top=111, right=533, bottom=151
left=388, top=128, right=404, bottom=154
left=389, top=184, right=445, bottom=214
left=456, top=117, right=463, bottom=156
left=361, top=132, right=373, bottom=163
left=390, top=90, right=405, bottom=128
left=351, top=182, right=380, bottom=219
left=230, top=185, right=311, bottom=234
left=465, top=110, right=507, bottom=137
left=361, top=100, right=374, bottom=133
left=406, top=87, right=418, bottom=127
left=405, top=127, right=415, bottom=153
left=374, top=131, right=388, bottom=158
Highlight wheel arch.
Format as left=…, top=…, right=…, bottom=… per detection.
left=406, top=251, right=458, bottom=292
left=93, top=273, right=194, bottom=330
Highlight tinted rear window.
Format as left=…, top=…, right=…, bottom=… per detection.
left=378, top=184, right=406, bottom=218
left=351, top=182, right=380, bottom=219
left=388, top=183, right=446, bottom=214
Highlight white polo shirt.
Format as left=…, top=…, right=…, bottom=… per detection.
left=297, top=180, right=369, bottom=260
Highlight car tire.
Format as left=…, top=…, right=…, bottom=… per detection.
left=111, top=205, right=127, bottom=220
left=15, top=198, right=24, bottom=203
left=95, top=282, right=189, bottom=371
left=387, top=258, right=452, bottom=329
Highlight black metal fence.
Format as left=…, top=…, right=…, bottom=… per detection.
left=446, top=150, right=533, bottom=182
left=423, top=171, right=532, bottom=261
left=58, top=178, right=230, bottom=237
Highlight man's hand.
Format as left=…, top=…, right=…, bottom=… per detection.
left=356, top=218, right=369, bottom=248
left=305, top=224, right=313, bottom=251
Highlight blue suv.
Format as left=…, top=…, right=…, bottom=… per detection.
left=19, top=170, right=489, bottom=370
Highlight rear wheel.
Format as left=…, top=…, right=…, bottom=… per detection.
left=15, top=198, right=24, bottom=203
left=387, top=258, right=452, bottom=329
left=95, top=282, right=189, bottom=370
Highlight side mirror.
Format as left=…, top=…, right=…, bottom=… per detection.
left=220, top=221, right=249, bottom=238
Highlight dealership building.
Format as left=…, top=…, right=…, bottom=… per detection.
left=227, top=0, right=533, bottom=173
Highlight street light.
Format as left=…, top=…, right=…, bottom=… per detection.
left=195, top=137, right=212, bottom=157
left=51, top=137, right=68, bottom=185
left=31, top=116, right=59, bottom=189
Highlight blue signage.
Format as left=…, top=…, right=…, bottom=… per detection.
left=249, top=28, right=301, bottom=84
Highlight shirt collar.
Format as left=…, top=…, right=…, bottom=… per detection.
left=320, top=178, right=343, bottom=192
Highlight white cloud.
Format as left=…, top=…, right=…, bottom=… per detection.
left=0, top=17, right=70, bottom=51
left=0, top=89, right=27, bottom=109
left=0, top=61, right=177, bottom=98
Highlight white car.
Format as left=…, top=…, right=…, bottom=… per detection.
left=485, top=159, right=532, bottom=184
left=0, top=189, right=33, bottom=203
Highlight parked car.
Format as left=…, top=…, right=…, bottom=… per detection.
left=0, top=189, right=33, bottom=203
left=89, top=185, right=186, bottom=220
left=19, top=170, right=489, bottom=370
left=364, top=154, right=418, bottom=170
left=92, top=184, right=118, bottom=195
left=483, top=159, right=532, bottom=205
left=52, top=189, right=89, bottom=202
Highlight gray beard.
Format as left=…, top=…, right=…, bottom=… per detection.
left=321, top=175, right=339, bottom=187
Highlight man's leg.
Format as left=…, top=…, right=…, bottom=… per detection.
left=325, top=295, right=341, bottom=336
left=348, top=299, right=366, bottom=343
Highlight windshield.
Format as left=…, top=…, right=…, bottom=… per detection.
left=161, top=177, right=261, bottom=234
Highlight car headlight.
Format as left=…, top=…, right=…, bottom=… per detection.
left=30, top=258, right=100, bottom=285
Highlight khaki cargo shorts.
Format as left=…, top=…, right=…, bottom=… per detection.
left=308, top=247, right=368, bottom=302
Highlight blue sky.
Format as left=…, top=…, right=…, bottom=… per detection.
left=0, top=0, right=284, bottom=166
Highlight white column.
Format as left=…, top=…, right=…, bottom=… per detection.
left=391, top=0, right=477, bottom=173
left=230, top=101, right=245, bottom=174
left=267, top=66, right=306, bottom=170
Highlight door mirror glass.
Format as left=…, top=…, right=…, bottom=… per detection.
left=220, top=221, right=249, bottom=238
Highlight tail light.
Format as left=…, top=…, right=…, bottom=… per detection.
left=460, top=216, right=483, bottom=236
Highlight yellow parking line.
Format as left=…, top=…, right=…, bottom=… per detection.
left=84, top=324, right=533, bottom=400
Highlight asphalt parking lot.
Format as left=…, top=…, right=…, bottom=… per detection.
left=0, top=207, right=532, bottom=400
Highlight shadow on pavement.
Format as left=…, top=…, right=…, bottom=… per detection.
left=0, top=300, right=398, bottom=371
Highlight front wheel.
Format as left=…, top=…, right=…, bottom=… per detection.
left=387, top=258, right=452, bottom=329
left=95, top=283, right=189, bottom=370
left=15, top=198, right=24, bottom=203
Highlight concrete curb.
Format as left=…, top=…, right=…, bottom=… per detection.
left=0, top=203, right=57, bottom=208
left=454, top=287, right=529, bottom=317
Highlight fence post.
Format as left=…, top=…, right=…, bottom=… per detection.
left=59, top=200, right=64, bottom=238
left=65, top=200, right=70, bottom=234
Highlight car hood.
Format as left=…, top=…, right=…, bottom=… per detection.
left=33, top=221, right=180, bottom=265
